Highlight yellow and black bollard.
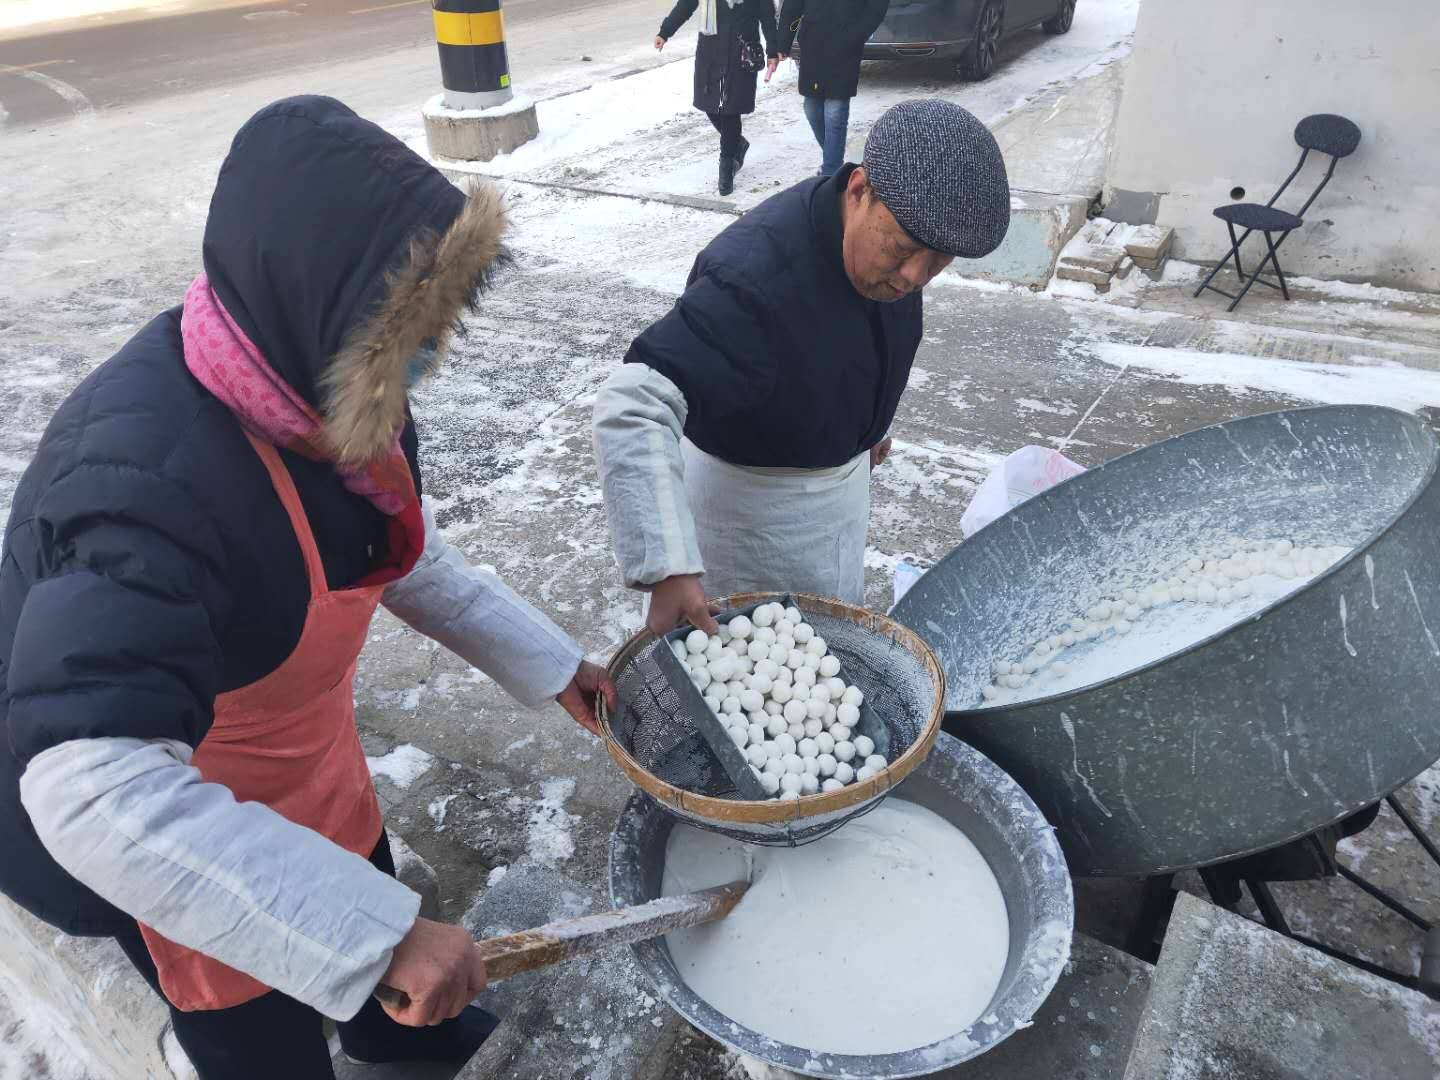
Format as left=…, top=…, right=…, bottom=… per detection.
left=432, top=0, right=513, bottom=110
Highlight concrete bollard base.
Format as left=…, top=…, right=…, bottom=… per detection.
left=422, top=93, right=539, bottom=164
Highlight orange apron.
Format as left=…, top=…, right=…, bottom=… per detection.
left=140, top=432, right=405, bottom=1011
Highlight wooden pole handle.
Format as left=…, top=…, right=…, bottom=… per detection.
left=375, top=881, right=747, bottom=1011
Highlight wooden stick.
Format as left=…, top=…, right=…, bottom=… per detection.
left=374, top=881, right=748, bottom=1010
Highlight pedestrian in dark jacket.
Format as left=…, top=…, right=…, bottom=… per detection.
left=657, top=0, right=781, bottom=196
left=0, top=95, right=614, bottom=1079
left=778, top=0, right=889, bottom=177
left=594, top=101, right=1011, bottom=634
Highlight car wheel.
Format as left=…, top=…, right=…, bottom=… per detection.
left=956, top=1, right=1003, bottom=81
left=1043, top=0, right=1076, bottom=34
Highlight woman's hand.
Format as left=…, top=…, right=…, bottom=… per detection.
left=765, top=56, right=779, bottom=82
left=654, top=35, right=666, bottom=51
left=556, top=661, right=617, bottom=737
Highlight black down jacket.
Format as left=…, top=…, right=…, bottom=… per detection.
left=778, top=0, right=889, bottom=100
left=661, top=0, right=780, bottom=116
left=0, top=96, right=506, bottom=934
left=625, top=164, right=922, bottom=470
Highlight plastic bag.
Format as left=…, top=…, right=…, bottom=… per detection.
left=960, top=446, right=1085, bottom=538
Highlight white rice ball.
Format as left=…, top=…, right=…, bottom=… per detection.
left=747, top=640, right=769, bottom=662
left=766, top=715, right=787, bottom=737
left=855, top=765, right=877, bottom=783
left=745, top=745, right=767, bottom=767
left=749, top=673, right=773, bottom=696
left=830, top=724, right=852, bottom=743
left=739, top=688, right=764, bottom=713
left=836, top=702, right=860, bottom=727
left=753, top=605, right=775, bottom=628
left=755, top=626, right=777, bottom=646
left=764, top=700, right=784, bottom=717
left=800, top=774, right=819, bottom=795
left=782, top=753, right=805, bottom=775
left=779, top=773, right=803, bottom=794
left=805, top=637, right=827, bottom=657
left=793, top=667, right=817, bottom=689
left=816, top=753, right=837, bottom=777
left=815, top=732, right=836, bottom=755
left=818, top=655, right=842, bottom=678
left=834, top=740, right=856, bottom=763
left=806, top=699, right=828, bottom=721
left=853, top=734, right=875, bottom=758
left=783, top=699, right=808, bottom=725
left=793, top=623, right=814, bottom=644
left=821, top=778, right=844, bottom=793
left=691, top=668, right=712, bottom=691
left=774, top=733, right=797, bottom=755
left=841, top=686, right=864, bottom=708
left=721, top=697, right=741, bottom=715
left=748, top=722, right=767, bottom=745
left=775, top=633, right=795, bottom=653
left=787, top=722, right=806, bottom=741
left=770, top=644, right=791, bottom=665
left=779, top=790, right=801, bottom=802
left=728, top=727, right=749, bottom=749
left=834, top=762, right=855, bottom=784
left=759, top=772, right=781, bottom=796
left=798, top=737, right=819, bottom=759
left=686, top=630, right=709, bottom=654
left=803, top=718, right=824, bottom=738
left=771, top=682, right=793, bottom=704
left=727, top=615, right=753, bottom=640
left=786, top=648, right=806, bottom=670
left=864, top=753, right=887, bottom=771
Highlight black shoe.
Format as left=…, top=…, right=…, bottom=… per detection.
left=718, top=152, right=735, bottom=196
left=733, top=136, right=750, bottom=175
left=342, top=1003, right=501, bottom=1066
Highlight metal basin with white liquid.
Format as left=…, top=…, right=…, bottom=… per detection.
left=891, top=404, right=1440, bottom=877
left=608, top=732, right=1073, bottom=1079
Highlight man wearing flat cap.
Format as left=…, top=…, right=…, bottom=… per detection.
left=595, top=100, right=1010, bottom=634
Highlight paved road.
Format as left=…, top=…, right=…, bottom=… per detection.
left=0, top=0, right=621, bottom=128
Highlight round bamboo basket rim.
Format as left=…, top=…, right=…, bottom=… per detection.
left=598, top=592, right=946, bottom=826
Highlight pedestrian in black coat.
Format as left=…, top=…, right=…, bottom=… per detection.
left=657, top=0, right=781, bottom=196
left=777, top=0, right=889, bottom=176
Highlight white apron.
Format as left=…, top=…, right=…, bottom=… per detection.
left=681, top=439, right=870, bottom=605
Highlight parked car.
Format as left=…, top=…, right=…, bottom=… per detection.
left=865, top=0, right=1077, bottom=80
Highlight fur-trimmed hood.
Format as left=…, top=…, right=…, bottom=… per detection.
left=202, top=95, right=508, bottom=465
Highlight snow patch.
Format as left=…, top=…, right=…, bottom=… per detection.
left=526, top=778, right=580, bottom=865
left=1092, top=342, right=1440, bottom=412
left=366, top=744, right=436, bottom=789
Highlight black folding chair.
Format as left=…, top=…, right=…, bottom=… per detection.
left=1195, top=113, right=1362, bottom=312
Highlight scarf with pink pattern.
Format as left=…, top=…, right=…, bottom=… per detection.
left=181, top=274, right=423, bottom=583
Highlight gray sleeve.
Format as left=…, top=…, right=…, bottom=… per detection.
left=381, top=501, right=582, bottom=707
left=20, top=737, right=419, bottom=1021
left=592, top=365, right=705, bottom=589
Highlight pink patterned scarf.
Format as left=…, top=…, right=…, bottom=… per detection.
left=181, top=274, right=423, bottom=583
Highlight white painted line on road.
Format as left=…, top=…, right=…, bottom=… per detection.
left=19, top=68, right=94, bottom=123
left=349, top=0, right=426, bottom=13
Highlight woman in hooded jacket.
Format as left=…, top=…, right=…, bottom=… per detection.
left=656, top=0, right=781, bottom=196
left=0, top=95, right=614, bottom=1079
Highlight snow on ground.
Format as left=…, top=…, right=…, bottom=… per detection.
left=1091, top=341, right=1440, bottom=411
left=0, top=974, right=108, bottom=1080
left=365, top=744, right=437, bottom=789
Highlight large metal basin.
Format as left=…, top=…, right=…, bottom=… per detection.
left=891, top=405, right=1440, bottom=876
left=609, top=733, right=1073, bottom=1079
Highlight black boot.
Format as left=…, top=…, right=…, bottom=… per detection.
left=718, top=151, right=735, bottom=196
left=733, top=136, right=750, bottom=175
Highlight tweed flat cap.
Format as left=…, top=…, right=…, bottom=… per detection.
left=863, top=100, right=1010, bottom=259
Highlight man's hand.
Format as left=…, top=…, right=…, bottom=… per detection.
left=556, top=661, right=616, bottom=737
left=654, top=35, right=666, bottom=50
left=379, top=917, right=487, bottom=1027
left=765, top=56, right=779, bottom=82
left=870, top=437, right=893, bottom=470
left=647, top=574, right=719, bottom=637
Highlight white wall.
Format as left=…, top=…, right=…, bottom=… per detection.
left=1104, top=0, right=1440, bottom=292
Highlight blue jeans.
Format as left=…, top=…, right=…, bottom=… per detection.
left=803, top=97, right=850, bottom=178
